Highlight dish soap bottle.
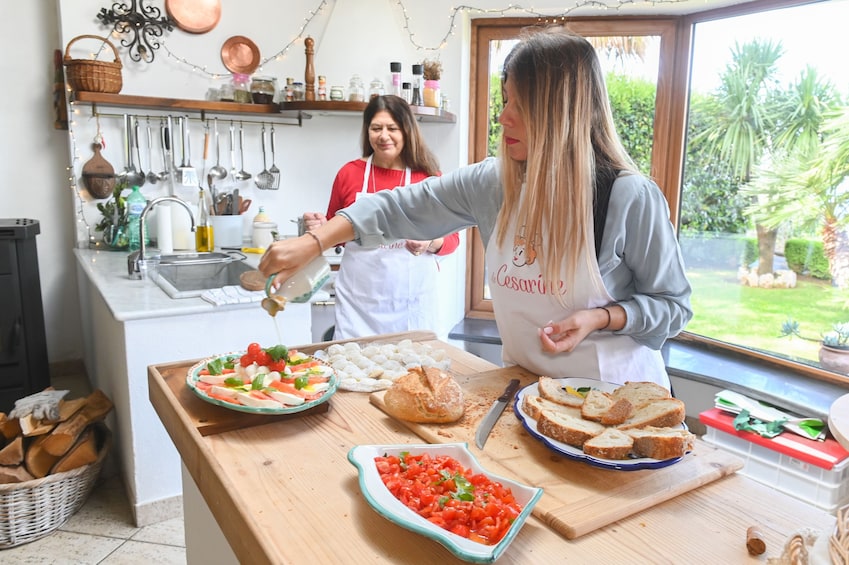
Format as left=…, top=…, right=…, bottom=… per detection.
left=126, top=185, right=148, bottom=251
left=195, top=189, right=214, bottom=252
left=251, top=206, right=277, bottom=249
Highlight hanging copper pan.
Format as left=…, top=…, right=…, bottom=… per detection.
left=166, top=0, right=222, bottom=34
left=221, top=35, right=260, bottom=75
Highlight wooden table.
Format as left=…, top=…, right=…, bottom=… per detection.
left=149, top=331, right=836, bottom=564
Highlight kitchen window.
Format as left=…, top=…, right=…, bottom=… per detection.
left=467, top=0, right=849, bottom=384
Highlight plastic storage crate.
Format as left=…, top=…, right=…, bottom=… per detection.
left=700, top=408, right=849, bottom=513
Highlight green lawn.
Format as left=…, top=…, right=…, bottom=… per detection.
left=685, top=268, right=849, bottom=363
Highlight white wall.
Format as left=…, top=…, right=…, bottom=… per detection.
left=5, top=0, right=745, bottom=365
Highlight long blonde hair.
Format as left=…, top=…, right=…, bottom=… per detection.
left=496, top=27, right=638, bottom=304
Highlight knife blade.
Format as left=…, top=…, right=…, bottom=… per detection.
left=475, top=379, right=521, bottom=449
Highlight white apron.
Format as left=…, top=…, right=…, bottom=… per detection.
left=334, top=157, right=440, bottom=339
left=485, top=212, right=669, bottom=388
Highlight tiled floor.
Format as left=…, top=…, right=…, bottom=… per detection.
left=0, top=473, right=186, bottom=564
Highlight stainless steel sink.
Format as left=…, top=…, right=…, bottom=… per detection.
left=154, top=253, right=255, bottom=299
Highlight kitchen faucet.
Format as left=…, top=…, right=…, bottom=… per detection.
left=127, top=196, right=196, bottom=278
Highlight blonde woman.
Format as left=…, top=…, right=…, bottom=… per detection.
left=261, top=28, right=692, bottom=388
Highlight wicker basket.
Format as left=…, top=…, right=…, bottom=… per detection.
left=0, top=426, right=111, bottom=549
left=63, top=35, right=123, bottom=94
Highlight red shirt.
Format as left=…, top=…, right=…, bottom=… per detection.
left=326, top=159, right=459, bottom=256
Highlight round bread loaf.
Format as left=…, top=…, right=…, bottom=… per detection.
left=383, top=366, right=465, bottom=423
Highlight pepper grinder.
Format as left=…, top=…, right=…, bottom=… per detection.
left=304, top=36, right=316, bottom=101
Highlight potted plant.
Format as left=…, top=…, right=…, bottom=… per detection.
left=422, top=58, right=442, bottom=108
left=780, top=318, right=849, bottom=373
left=94, top=179, right=130, bottom=249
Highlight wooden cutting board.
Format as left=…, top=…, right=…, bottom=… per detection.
left=370, top=366, right=744, bottom=539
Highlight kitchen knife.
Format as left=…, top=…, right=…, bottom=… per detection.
left=475, top=379, right=521, bottom=449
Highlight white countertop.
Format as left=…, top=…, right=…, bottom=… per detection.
left=73, top=247, right=281, bottom=322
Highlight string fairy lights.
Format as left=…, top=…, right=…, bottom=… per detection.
left=151, top=0, right=699, bottom=75
left=70, top=0, right=700, bottom=244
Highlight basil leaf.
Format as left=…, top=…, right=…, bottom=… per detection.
left=206, top=358, right=225, bottom=376
left=264, top=345, right=289, bottom=363
left=294, top=375, right=309, bottom=389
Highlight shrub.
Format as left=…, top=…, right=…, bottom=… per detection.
left=784, top=238, right=830, bottom=279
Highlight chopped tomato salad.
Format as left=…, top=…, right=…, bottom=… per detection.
left=193, top=343, right=334, bottom=409
left=374, top=452, right=523, bottom=546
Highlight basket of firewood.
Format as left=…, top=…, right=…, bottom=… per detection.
left=0, top=389, right=113, bottom=548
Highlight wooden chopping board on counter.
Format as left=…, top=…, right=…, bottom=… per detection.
left=370, top=365, right=744, bottom=539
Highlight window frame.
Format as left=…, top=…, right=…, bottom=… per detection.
left=465, top=0, right=848, bottom=385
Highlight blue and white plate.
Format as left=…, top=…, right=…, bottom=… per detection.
left=186, top=352, right=338, bottom=415
left=513, top=377, right=687, bottom=471
left=347, top=443, right=542, bottom=563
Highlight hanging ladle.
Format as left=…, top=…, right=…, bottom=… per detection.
left=235, top=121, right=251, bottom=181
left=145, top=118, right=160, bottom=184
left=208, top=117, right=228, bottom=184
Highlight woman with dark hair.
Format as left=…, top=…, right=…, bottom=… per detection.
left=264, top=29, right=691, bottom=387
left=302, top=95, right=460, bottom=339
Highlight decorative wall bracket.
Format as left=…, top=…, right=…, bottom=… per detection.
left=96, top=1, right=174, bottom=63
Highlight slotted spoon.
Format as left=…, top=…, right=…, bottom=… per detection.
left=235, top=122, right=251, bottom=181
left=255, top=125, right=274, bottom=189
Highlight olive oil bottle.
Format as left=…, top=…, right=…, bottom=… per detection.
left=195, top=188, right=214, bottom=252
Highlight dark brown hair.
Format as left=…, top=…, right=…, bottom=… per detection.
left=360, top=95, right=440, bottom=176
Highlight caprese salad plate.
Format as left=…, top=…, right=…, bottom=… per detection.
left=348, top=443, right=542, bottom=563
left=513, top=377, right=686, bottom=471
left=186, top=342, right=338, bottom=415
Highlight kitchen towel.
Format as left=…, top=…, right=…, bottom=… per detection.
left=715, top=390, right=826, bottom=441
left=200, top=285, right=264, bottom=306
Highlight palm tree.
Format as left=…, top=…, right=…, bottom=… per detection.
left=740, top=67, right=845, bottom=285
left=692, top=39, right=784, bottom=275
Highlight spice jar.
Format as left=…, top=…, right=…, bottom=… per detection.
left=401, top=82, right=412, bottom=104
left=348, top=74, right=365, bottom=102
left=231, top=73, right=252, bottom=104
left=250, top=76, right=277, bottom=104
left=330, top=85, right=345, bottom=101
left=292, top=82, right=306, bottom=101
left=317, top=75, right=327, bottom=100
left=411, top=64, right=424, bottom=106
left=423, top=80, right=441, bottom=108
left=369, top=77, right=385, bottom=99
left=284, top=77, right=295, bottom=101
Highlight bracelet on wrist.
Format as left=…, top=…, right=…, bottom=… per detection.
left=305, top=231, right=324, bottom=254
left=597, top=306, right=612, bottom=331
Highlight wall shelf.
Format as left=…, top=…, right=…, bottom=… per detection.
left=70, top=92, right=456, bottom=125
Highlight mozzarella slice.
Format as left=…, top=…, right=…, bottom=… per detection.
left=236, top=392, right=281, bottom=409
left=267, top=390, right=305, bottom=406
left=198, top=375, right=228, bottom=385
left=210, top=385, right=240, bottom=399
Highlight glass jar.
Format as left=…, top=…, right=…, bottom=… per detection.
left=348, top=74, right=365, bottom=102
left=231, top=73, right=252, bottom=104
left=369, top=77, right=385, bottom=100
left=292, top=82, right=306, bottom=101
left=423, top=79, right=441, bottom=108
left=330, top=85, right=345, bottom=101
left=401, top=82, right=412, bottom=104
left=250, top=76, right=277, bottom=104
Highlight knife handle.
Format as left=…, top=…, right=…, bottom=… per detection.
left=498, top=379, right=520, bottom=402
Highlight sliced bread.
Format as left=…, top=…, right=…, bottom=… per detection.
left=538, top=376, right=585, bottom=408
left=580, top=389, right=613, bottom=422
left=617, top=398, right=686, bottom=430
left=600, top=397, right=634, bottom=426
left=582, top=428, right=634, bottom=460
left=537, top=408, right=605, bottom=448
left=610, top=381, right=670, bottom=409
left=624, top=426, right=695, bottom=460
left=522, top=395, right=581, bottom=421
